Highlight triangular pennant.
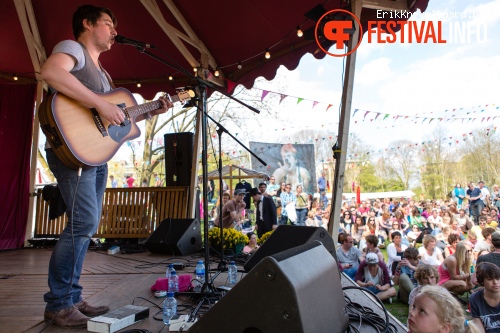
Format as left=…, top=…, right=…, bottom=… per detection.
left=279, top=94, right=287, bottom=104
left=297, top=97, right=304, bottom=104
left=261, top=90, right=270, bottom=102
left=326, top=104, right=333, bottom=112
left=313, top=101, right=319, bottom=108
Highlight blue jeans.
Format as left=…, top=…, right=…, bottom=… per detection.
left=295, top=208, right=308, bottom=226
left=280, top=214, right=289, bottom=225
left=44, top=149, right=107, bottom=312
left=343, top=267, right=358, bottom=280
left=470, top=201, right=484, bottom=223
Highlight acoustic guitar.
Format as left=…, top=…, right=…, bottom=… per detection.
left=39, top=87, right=193, bottom=170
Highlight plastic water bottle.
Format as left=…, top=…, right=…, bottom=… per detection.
left=166, top=264, right=176, bottom=279
left=196, top=260, right=205, bottom=286
left=162, top=292, right=177, bottom=325
left=168, top=271, right=179, bottom=292
left=228, top=261, right=238, bottom=285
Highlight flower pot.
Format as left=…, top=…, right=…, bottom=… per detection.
left=235, top=243, right=244, bottom=254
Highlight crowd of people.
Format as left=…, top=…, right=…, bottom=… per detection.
left=336, top=181, right=500, bottom=332
left=210, top=171, right=333, bottom=234
left=210, top=177, right=500, bottom=331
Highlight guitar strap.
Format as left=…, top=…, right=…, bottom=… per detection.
left=99, top=62, right=116, bottom=90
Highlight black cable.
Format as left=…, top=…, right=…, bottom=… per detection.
left=342, top=286, right=398, bottom=333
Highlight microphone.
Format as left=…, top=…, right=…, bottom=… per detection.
left=114, top=35, right=157, bottom=48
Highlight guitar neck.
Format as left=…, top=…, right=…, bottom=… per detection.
left=125, top=94, right=183, bottom=118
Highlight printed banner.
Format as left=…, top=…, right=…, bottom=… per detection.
left=249, top=142, right=317, bottom=195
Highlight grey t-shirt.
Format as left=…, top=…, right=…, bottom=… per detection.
left=52, top=40, right=111, bottom=92
left=336, top=246, right=362, bottom=269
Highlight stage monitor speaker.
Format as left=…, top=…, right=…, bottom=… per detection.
left=164, top=132, right=194, bottom=187
left=244, top=225, right=336, bottom=272
left=189, top=241, right=349, bottom=333
left=145, top=218, right=202, bottom=255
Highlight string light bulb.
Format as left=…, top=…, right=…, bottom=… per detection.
left=265, top=48, right=271, bottom=59
left=168, top=74, right=173, bottom=81
left=136, top=82, right=141, bottom=88
left=193, top=67, right=198, bottom=72
left=13, top=75, right=18, bottom=81
left=237, top=61, right=242, bottom=69
left=296, top=26, right=303, bottom=37
left=214, top=67, right=220, bottom=77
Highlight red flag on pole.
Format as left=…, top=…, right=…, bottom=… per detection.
left=356, top=186, right=361, bottom=205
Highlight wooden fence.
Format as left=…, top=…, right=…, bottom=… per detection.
left=34, top=186, right=190, bottom=238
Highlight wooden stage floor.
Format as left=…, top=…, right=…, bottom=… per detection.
left=0, top=247, right=407, bottom=333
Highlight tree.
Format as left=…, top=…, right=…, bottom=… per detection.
left=384, top=140, right=417, bottom=190
left=458, top=127, right=500, bottom=185
left=419, top=127, right=457, bottom=199
left=129, top=78, right=282, bottom=188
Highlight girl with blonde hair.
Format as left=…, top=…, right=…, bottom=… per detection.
left=438, top=241, right=474, bottom=296
left=408, top=285, right=480, bottom=333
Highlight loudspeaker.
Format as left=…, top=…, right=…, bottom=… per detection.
left=189, top=241, right=349, bottom=333
left=145, top=218, right=202, bottom=255
left=164, top=132, right=194, bottom=187
left=244, top=225, right=336, bottom=272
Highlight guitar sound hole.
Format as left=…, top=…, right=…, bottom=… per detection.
left=107, top=120, right=131, bottom=143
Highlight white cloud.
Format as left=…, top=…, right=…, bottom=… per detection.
left=356, top=57, right=394, bottom=85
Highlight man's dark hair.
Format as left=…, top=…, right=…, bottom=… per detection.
left=482, top=227, right=496, bottom=239
left=365, top=234, right=378, bottom=246
left=403, top=247, right=419, bottom=260
left=73, top=5, right=117, bottom=39
left=476, top=262, right=500, bottom=286
left=259, top=182, right=267, bottom=187
left=338, top=233, right=349, bottom=244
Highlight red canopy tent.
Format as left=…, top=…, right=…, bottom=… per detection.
left=0, top=0, right=429, bottom=249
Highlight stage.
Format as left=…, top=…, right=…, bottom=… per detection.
left=0, top=247, right=407, bottom=332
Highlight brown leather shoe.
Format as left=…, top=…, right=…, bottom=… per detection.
left=75, top=300, right=110, bottom=317
left=44, top=306, right=89, bottom=328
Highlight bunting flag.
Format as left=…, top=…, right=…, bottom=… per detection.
left=326, top=104, right=333, bottom=112
left=313, top=101, right=319, bottom=108
left=261, top=90, right=269, bottom=102
left=279, top=94, right=287, bottom=104
left=297, top=97, right=304, bottom=104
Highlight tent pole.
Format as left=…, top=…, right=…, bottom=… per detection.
left=25, top=81, right=45, bottom=245
left=329, top=0, right=362, bottom=243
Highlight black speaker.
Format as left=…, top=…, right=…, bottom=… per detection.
left=145, top=218, right=202, bottom=255
left=244, top=225, right=337, bottom=272
left=189, top=241, right=349, bottom=333
left=164, top=132, right=194, bottom=187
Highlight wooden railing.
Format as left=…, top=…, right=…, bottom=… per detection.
left=34, top=187, right=190, bottom=238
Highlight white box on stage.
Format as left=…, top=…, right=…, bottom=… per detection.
left=87, top=305, right=149, bottom=333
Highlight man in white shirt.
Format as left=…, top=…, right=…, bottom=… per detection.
left=479, top=180, right=490, bottom=209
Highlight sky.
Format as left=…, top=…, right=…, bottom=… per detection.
left=54, top=0, right=500, bottom=168
left=232, top=0, right=500, bottom=153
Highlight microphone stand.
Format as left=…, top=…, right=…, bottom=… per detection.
left=129, top=45, right=262, bottom=296
left=209, top=113, right=267, bottom=272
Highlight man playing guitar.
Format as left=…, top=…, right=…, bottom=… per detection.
left=40, top=5, right=172, bottom=328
